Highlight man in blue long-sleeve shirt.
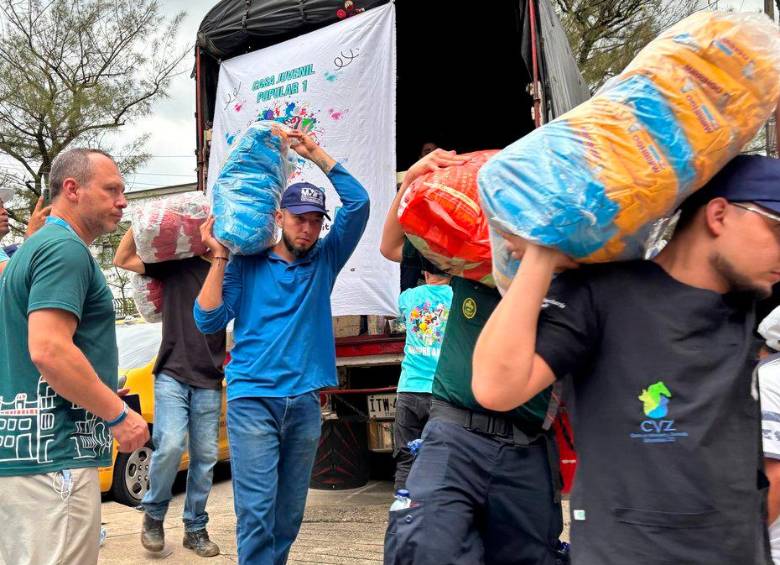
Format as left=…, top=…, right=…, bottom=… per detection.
left=194, top=130, right=370, bottom=565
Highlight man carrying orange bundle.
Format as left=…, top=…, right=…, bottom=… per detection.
left=474, top=154, right=780, bottom=564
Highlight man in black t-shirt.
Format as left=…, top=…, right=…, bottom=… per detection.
left=474, top=155, right=780, bottom=565
left=115, top=227, right=226, bottom=558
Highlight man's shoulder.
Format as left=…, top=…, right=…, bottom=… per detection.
left=568, top=259, right=650, bottom=278
left=159, top=256, right=210, bottom=274
left=553, top=260, right=654, bottom=291
left=450, top=275, right=499, bottom=300
left=18, top=226, right=90, bottom=264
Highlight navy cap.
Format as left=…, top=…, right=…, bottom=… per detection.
left=281, top=182, right=331, bottom=220
left=695, top=155, right=780, bottom=214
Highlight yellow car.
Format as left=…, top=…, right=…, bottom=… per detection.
left=99, top=320, right=230, bottom=507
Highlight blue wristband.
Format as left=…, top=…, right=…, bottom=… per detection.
left=105, top=402, right=129, bottom=428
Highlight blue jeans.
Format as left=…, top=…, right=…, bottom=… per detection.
left=141, top=373, right=222, bottom=532
left=227, top=392, right=322, bottom=565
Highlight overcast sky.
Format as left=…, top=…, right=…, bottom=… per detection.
left=118, top=0, right=215, bottom=192
left=119, top=0, right=771, bottom=191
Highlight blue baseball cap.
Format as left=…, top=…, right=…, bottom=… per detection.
left=695, top=155, right=780, bottom=214
left=281, top=182, right=331, bottom=220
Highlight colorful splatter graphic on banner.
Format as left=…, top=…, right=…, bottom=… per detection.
left=258, top=101, right=323, bottom=140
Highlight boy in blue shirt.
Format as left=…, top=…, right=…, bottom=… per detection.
left=195, top=130, right=369, bottom=565
left=393, top=270, right=452, bottom=490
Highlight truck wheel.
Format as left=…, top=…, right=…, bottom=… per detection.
left=310, top=419, right=369, bottom=490
left=112, top=441, right=153, bottom=507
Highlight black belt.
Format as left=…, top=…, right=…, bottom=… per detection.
left=431, top=399, right=563, bottom=503
left=430, top=399, right=544, bottom=446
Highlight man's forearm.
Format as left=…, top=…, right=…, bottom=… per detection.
left=380, top=178, right=411, bottom=262
left=34, top=342, right=124, bottom=421
left=472, top=246, right=557, bottom=404
left=197, top=259, right=228, bottom=310
left=114, top=228, right=144, bottom=273
left=311, top=148, right=336, bottom=174
left=770, top=489, right=780, bottom=524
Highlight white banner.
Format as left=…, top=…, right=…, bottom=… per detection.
left=208, top=4, right=399, bottom=316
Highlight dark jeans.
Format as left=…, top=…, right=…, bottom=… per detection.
left=392, top=392, right=432, bottom=491
left=384, top=417, right=563, bottom=565
left=227, top=393, right=321, bottom=565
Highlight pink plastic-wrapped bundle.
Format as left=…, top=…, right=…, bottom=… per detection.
left=132, top=274, right=163, bottom=323
left=132, top=192, right=210, bottom=263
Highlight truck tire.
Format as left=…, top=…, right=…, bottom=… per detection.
left=310, top=419, right=369, bottom=490
left=112, top=441, right=153, bottom=507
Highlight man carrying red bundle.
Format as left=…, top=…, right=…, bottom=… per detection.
left=115, top=222, right=226, bottom=558
left=381, top=149, right=565, bottom=565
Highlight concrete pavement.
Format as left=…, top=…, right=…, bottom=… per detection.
left=98, top=463, right=569, bottom=564
left=98, top=464, right=391, bottom=564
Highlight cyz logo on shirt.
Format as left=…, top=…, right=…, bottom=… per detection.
left=629, top=381, right=689, bottom=444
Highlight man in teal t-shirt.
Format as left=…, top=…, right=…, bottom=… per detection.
left=0, top=148, right=149, bottom=565
left=393, top=270, right=452, bottom=490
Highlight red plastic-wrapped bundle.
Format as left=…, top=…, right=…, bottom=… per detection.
left=132, top=192, right=210, bottom=263
left=132, top=274, right=164, bottom=323
left=398, top=150, right=498, bottom=285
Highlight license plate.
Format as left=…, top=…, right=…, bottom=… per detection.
left=367, top=393, right=397, bottom=419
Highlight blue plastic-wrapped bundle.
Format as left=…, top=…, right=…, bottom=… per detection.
left=478, top=12, right=780, bottom=293
left=211, top=121, right=297, bottom=255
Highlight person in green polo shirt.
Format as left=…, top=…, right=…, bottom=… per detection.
left=380, top=149, right=563, bottom=565
left=0, top=148, right=149, bottom=565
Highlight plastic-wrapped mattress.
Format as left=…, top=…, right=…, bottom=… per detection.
left=478, top=12, right=780, bottom=293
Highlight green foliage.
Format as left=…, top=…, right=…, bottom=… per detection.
left=0, top=0, right=188, bottom=233
left=555, top=0, right=702, bottom=91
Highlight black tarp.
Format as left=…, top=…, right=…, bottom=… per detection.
left=536, top=0, right=591, bottom=117
left=196, top=0, right=587, bottom=171
left=197, top=0, right=389, bottom=60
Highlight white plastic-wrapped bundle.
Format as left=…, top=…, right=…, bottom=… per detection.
left=478, top=12, right=780, bottom=293
left=211, top=121, right=297, bottom=255
left=131, top=192, right=210, bottom=264
left=131, top=274, right=163, bottom=323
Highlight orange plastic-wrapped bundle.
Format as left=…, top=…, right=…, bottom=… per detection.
left=479, top=11, right=780, bottom=293
left=620, top=11, right=780, bottom=184
left=398, top=150, right=497, bottom=285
